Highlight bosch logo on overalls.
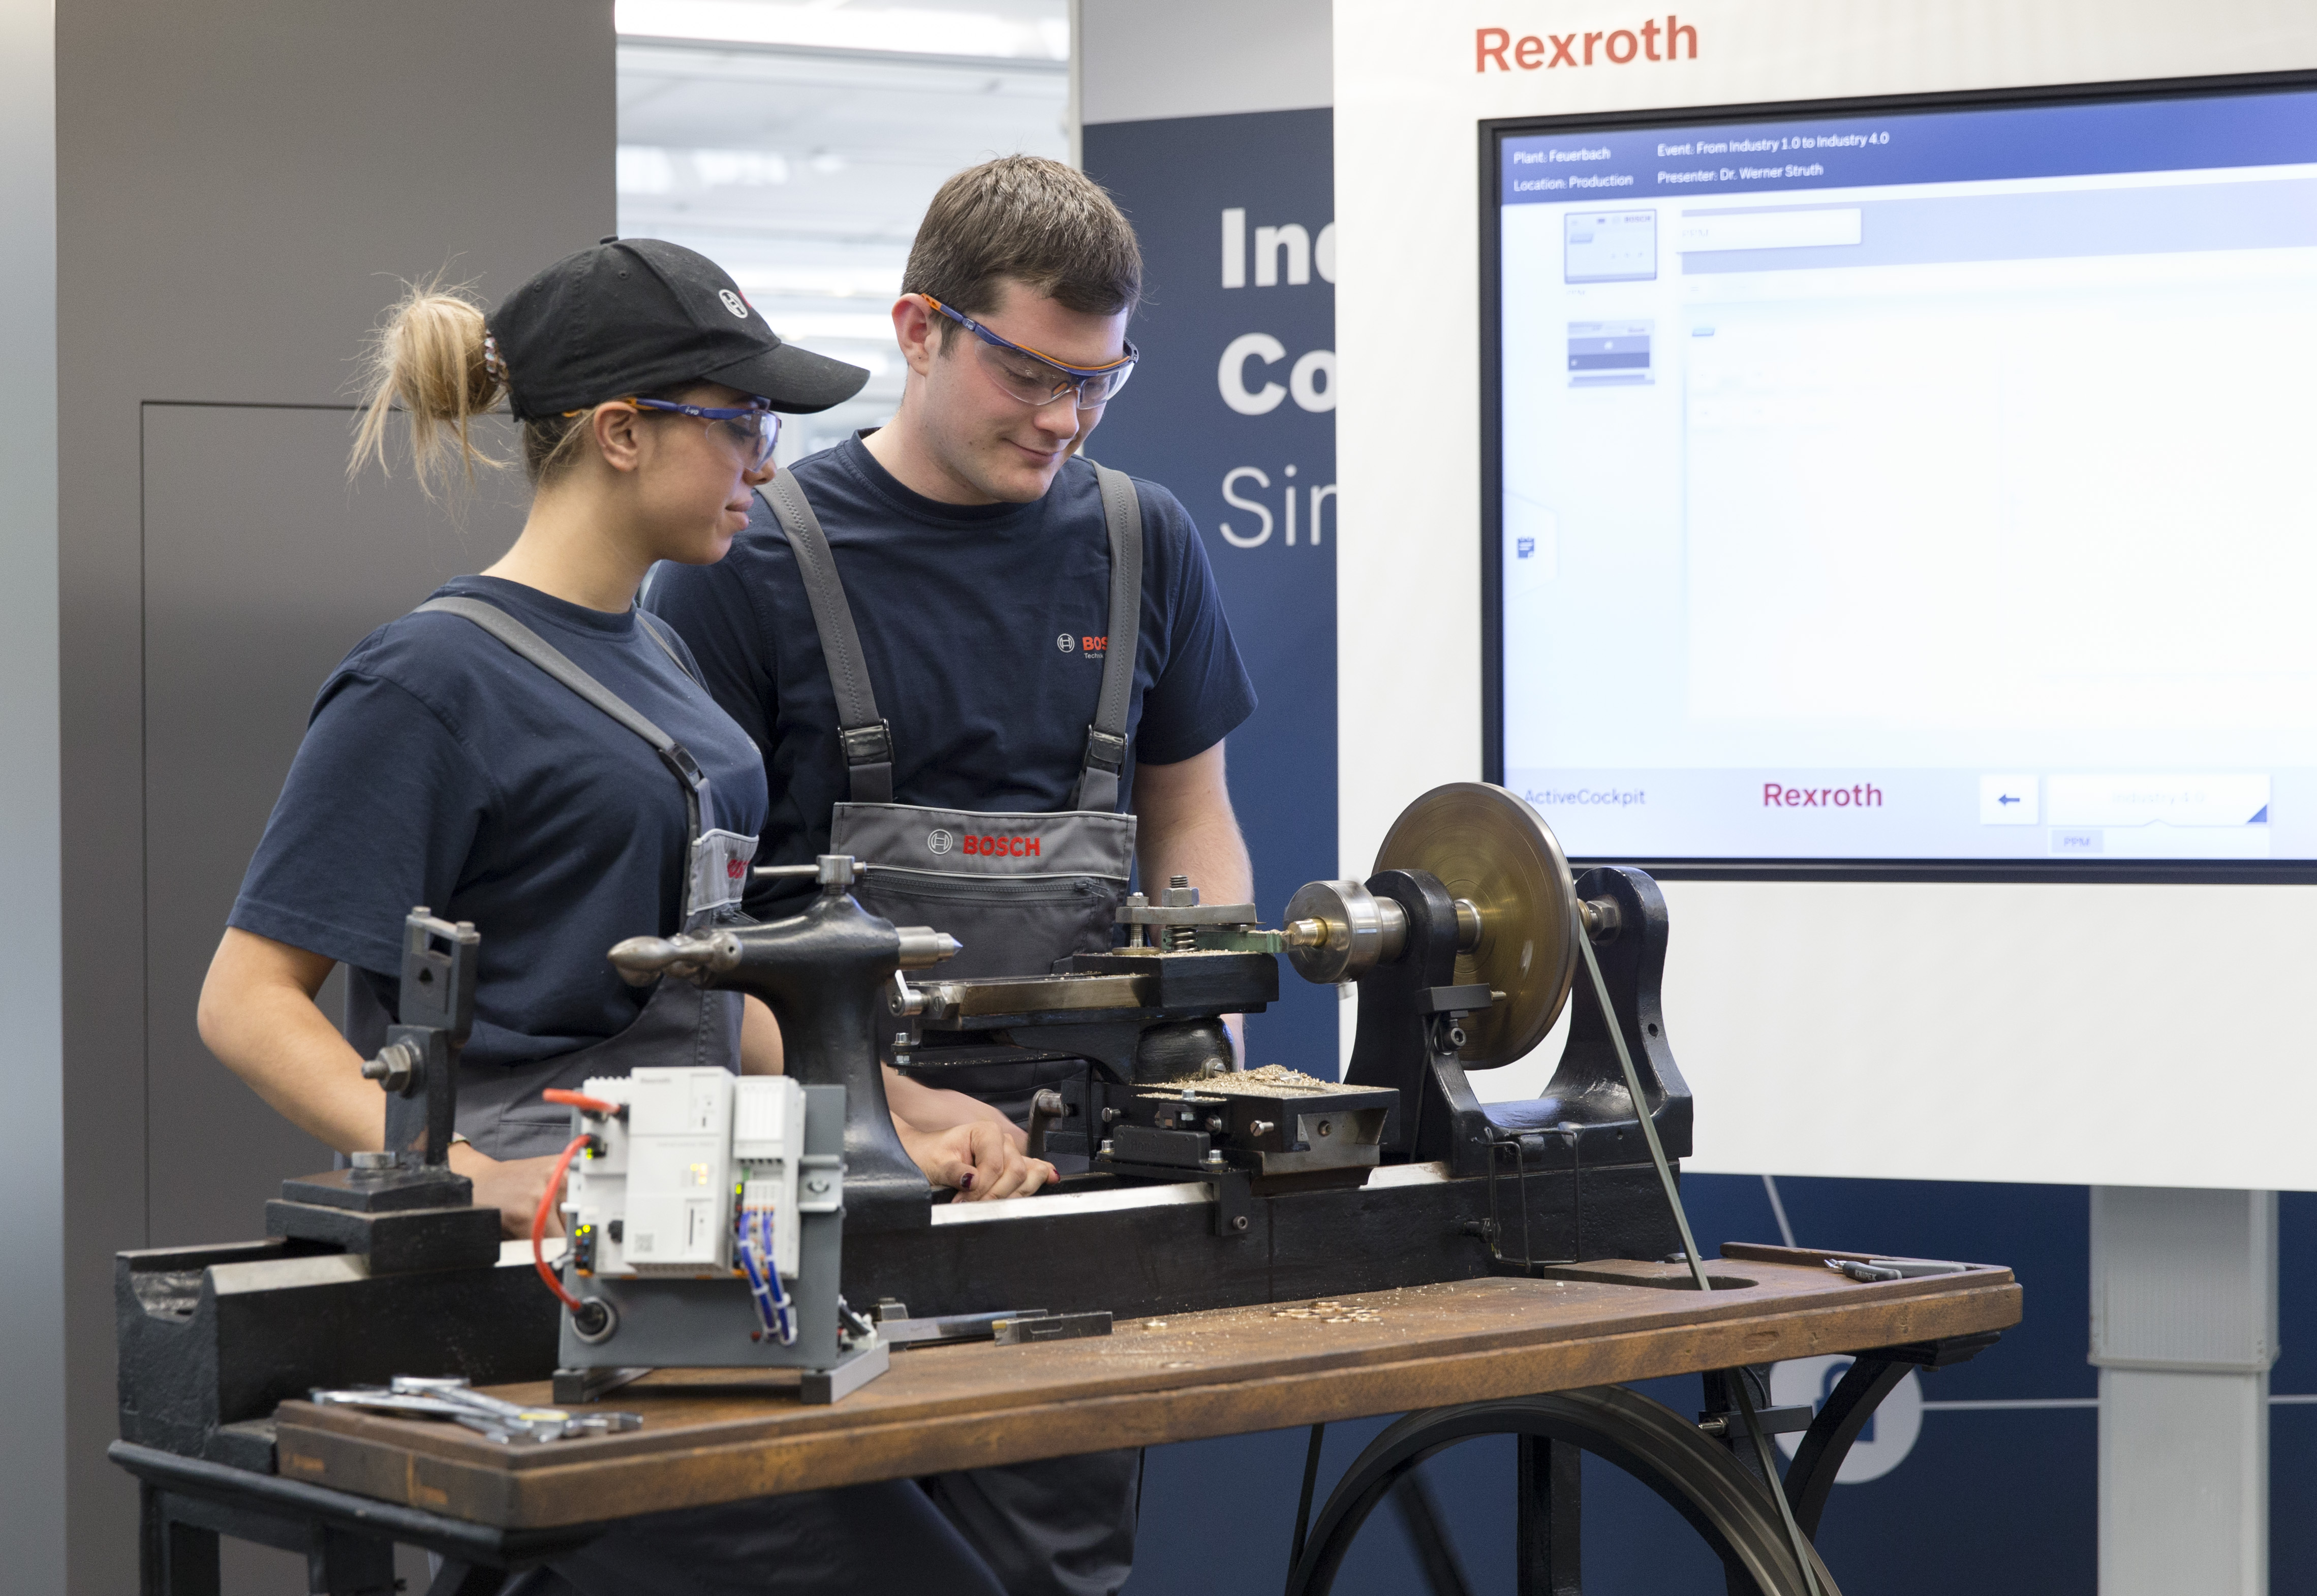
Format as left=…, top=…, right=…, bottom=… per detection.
left=963, top=833, right=1042, bottom=858
left=927, top=829, right=955, bottom=855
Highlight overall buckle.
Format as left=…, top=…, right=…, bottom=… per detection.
left=1083, top=727, right=1127, bottom=774
left=841, top=721, right=894, bottom=768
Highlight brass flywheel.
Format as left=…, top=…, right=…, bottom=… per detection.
left=1373, top=783, right=1578, bottom=1069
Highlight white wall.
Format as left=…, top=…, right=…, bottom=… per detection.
left=0, top=0, right=63, bottom=1585
left=1333, top=0, right=2317, bottom=1190
left=1079, top=0, right=1329, bottom=124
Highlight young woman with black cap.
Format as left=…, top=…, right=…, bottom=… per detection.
left=198, top=238, right=1053, bottom=1241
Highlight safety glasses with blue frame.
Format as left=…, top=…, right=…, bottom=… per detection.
left=920, top=294, right=1139, bottom=410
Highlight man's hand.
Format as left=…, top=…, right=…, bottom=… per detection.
left=449, top=1143, right=570, bottom=1239
left=897, top=1119, right=1057, bottom=1201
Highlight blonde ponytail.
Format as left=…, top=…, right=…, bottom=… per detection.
left=349, top=280, right=508, bottom=490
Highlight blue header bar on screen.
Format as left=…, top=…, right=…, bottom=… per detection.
left=1501, top=86, right=2317, bottom=204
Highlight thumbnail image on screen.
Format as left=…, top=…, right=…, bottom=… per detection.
left=1488, top=79, right=2317, bottom=866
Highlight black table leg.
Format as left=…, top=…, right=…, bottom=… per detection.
left=1517, top=1435, right=1582, bottom=1595
left=427, top=1559, right=514, bottom=1596
left=309, top=1525, right=399, bottom=1595
left=141, top=1482, right=222, bottom=1596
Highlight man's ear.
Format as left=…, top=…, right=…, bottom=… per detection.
left=892, top=295, right=941, bottom=379
left=592, top=401, right=645, bottom=474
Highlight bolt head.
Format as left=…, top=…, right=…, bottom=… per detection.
left=1232, top=1215, right=1249, bottom=1232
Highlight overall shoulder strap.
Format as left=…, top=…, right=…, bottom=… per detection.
left=415, top=597, right=709, bottom=805
left=635, top=609, right=700, bottom=684
left=1076, top=463, right=1145, bottom=811
left=755, top=474, right=894, bottom=804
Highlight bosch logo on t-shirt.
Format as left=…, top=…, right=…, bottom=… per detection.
left=963, top=833, right=1042, bottom=858
left=927, top=829, right=955, bottom=855
left=1080, top=635, right=1107, bottom=655
left=1056, top=633, right=1075, bottom=653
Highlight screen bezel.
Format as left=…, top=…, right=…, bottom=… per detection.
left=1478, top=67, right=2317, bottom=884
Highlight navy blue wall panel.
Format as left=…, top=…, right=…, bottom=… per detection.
left=1082, top=110, right=1338, bottom=1080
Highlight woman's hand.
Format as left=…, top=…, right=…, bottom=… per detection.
left=882, top=1065, right=1031, bottom=1150
left=449, top=1143, right=572, bottom=1238
left=896, top=1119, right=1057, bottom=1201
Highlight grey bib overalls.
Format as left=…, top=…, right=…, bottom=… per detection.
left=354, top=597, right=758, bottom=1161
left=756, top=466, right=1146, bottom=985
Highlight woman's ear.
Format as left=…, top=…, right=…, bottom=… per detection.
left=591, top=401, right=646, bottom=475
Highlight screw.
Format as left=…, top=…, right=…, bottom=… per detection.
left=1250, top=1120, right=1274, bottom=1137
left=1232, top=1215, right=1249, bottom=1232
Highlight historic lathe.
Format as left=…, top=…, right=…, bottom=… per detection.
left=120, top=783, right=1691, bottom=1443
left=120, top=784, right=2004, bottom=1596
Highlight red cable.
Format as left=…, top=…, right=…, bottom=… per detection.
left=542, top=1088, right=621, bottom=1117
left=532, top=1132, right=595, bottom=1313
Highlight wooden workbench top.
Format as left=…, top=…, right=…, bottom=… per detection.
left=273, top=1245, right=2019, bottom=1529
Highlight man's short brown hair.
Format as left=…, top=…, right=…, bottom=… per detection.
left=904, top=155, right=1142, bottom=329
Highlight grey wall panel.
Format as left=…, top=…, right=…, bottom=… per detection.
left=0, top=0, right=62, bottom=1586
left=57, top=4, right=613, bottom=1588
left=140, top=404, right=525, bottom=1248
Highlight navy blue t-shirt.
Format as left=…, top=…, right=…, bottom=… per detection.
left=643, top=439, right=1256, bottom=914
left=229, top=575, right=769, bottom=1069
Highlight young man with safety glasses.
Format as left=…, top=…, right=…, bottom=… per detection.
left=645, top=154, right=1257, bottom=1594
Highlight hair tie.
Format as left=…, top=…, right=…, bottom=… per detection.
left=482, top=330, right=509, bottom=385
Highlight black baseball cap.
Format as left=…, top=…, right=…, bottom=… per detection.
left=486, top=237, right=869, bottom=419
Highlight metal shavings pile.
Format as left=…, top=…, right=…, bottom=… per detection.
left=1158, top=1064, right=1348, bottom=1097
left=1272, top=1299, right=1383, bottom=1325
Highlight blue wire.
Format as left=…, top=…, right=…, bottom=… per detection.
left=735, top=1206, right=797, bottom=1345
left=758, top=1209, right=797, bottom=1344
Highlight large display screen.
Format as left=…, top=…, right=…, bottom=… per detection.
left=1485, top=78, right=2317, bottom=867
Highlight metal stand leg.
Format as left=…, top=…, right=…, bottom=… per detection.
left=1517, top=1436, right=1583, bottom=1596
left=1388, top=1470, right=1475, bottom=1596
left=1782, top=1332, right=1999, bottom=1537
left=1283, top=1386, right=1836, bottom=1596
